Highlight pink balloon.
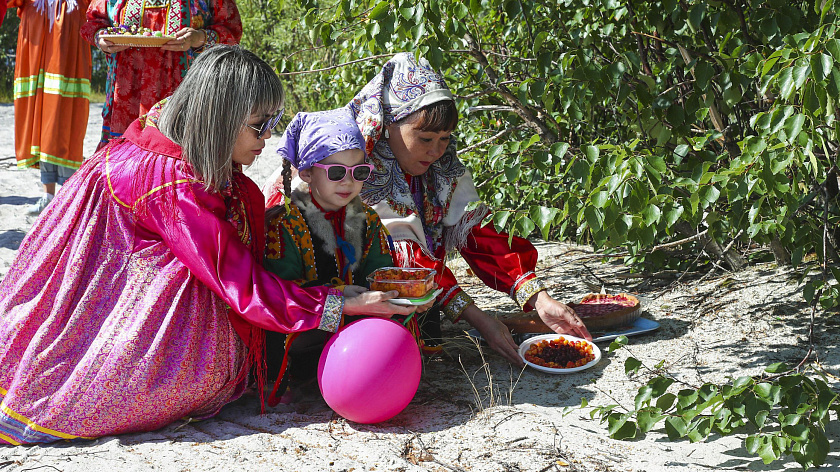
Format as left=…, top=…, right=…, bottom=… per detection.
left=317, top=318, right=422, bottom=424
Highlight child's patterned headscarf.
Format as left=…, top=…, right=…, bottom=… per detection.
left=277, top=108, right=365, bottom=170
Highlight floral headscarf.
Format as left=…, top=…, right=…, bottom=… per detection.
left=346, top=52, right=486, bottom=257
left=277, top=108, right=365, bottom=170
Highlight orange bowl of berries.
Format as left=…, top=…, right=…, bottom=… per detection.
left=518, top=334, right=601, bottom=374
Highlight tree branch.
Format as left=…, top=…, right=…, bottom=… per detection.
left=464, top=35, right=558, bottom=144
left=459, top=125, right=527, bottom=155
left=652, top=230, right=709, bottom=252
left=278, top=53, right=397, bottom=76
left=467, top=105, right=516, bottom=114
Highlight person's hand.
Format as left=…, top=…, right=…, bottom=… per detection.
left=160, top=27, right=206, bottom=52
left=341, top=285, right=368, bottom=297
left=343, top=290, right=416, bottom=318
left=461, top=305, right=524, bottom=366
left=529, top=290, right=593, bottom=341
left=96, top=34, right=130, bottom=54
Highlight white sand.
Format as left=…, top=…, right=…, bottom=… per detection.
left=0, top=104, right=838, bottom=471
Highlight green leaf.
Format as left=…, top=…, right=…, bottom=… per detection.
left=591, top=191, right=609, bottom=208
left=625, top=357, right=643, bottom=375
left=453, top=2, right=469, bottom=19
left=492, top=210, right=512, bottom=232
left=642, top=204, right=661, bottom=226
left=656, top=392, right=677, bottom=411
left=584, top=207, right=605, bottom=232
left=811, top=53, right=832, bottom=81
left=530, top=206, right=559, bottom=240
left=607, top=412, right=637, bottom=439
left=745, top=435, right=761, bottom=454
left=688, top=4, right=705, bottom=34
left=607, top=335, right=628, bottom=352
left=733, top=376, right=754, bottom=389
left=635, top=385, right=654, bottom=410
left=637, top=408, right=665, bottom=433
left=777, top=67, right=795, bottom=100
left=687, top=417, right=712, bottom=442
left=757, top=436, right=780, bottom=464
left=664, top=416, right=688, bottom=439
left=513, top=215, right=536, bottom=236
left=827, top=39, right=840, bottom=63
left=793, top=64, right=811, bottom=90
left=694, top=62, right=714, bottom=91
left=369, top=1, right=390, bottom=20
left=785, top=114, right=806, bottom=142
left=551, top=142, right=570, bottom=159
left=504, top=163, right=520, bottom=182
left=677, top=389, right=699, bottom=409
left=398, top=5, right=415, bottom=19
left=533, top=31, right=548, bottom=54
left=765, top=362, right=789, bottom=373
left=488, top=144, right=504, bottom=161
left=582, top=144, right=600, bottom=162
left=783, top=423, right=810, bottom=442
left=780, top=413, right=801, bottom=427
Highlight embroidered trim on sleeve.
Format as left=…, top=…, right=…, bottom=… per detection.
left=509, top=271, right=536, bottom=298
left=442, top=289, right=473, bottom=322
left=514, top=276, right=546, bottom=310
left=318, top=289, right=344, bottom=332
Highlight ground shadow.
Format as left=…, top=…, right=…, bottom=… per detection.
left=0, top=230, right=26, bottom=250
left=0, top=196, right=38, bottom=206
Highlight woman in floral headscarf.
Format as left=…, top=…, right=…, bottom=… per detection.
left=266, top=53, right=591, bottom=366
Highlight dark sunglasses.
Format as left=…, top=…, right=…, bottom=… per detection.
left=246, top=108, right=284, bottom=138
left=311, top=163, right=373, bottom=182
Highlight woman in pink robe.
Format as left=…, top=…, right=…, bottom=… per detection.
left=0, top=45, right=412, bottom=445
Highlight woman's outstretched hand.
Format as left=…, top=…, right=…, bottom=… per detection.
left=529, top=290, right=593, bottom=341
left=342, top=287, right=416, bottom=318
left=161, top=27, right=206, bottom=52
left=461, top=305, right=524, bottom=367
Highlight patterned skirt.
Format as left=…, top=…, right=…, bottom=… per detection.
left=0, top=160, right=246, bottom=445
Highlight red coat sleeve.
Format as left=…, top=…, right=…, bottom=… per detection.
left=138, top=183, right=344, bottom=333
left=206, top=0, right=242, bottom=44
left=459, top=223, right=546, bottom=311
left=80, top=0, right=110, bottom=44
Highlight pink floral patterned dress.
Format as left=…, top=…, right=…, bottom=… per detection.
left=0, top=109, right=343, bottom=445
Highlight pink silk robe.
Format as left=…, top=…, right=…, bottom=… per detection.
left=0, top=118, right=343, bottom=445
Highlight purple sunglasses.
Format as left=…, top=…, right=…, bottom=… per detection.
left=246, top=108, right=284, bottom=138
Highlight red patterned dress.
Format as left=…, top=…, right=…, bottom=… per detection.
left=80, top=0, right=241, bottom=149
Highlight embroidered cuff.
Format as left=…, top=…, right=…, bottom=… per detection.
left=442, top=290, right=474, bottom=322
left=318, top=288, right=344, bottom=332
left=509, top=272, right=536, bottom=298
left=195, top=29, right=219, bottom=52
left=514, top=276, right=546, bottom=311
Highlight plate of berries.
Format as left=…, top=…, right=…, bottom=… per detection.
left=98, top=25, right=174, bottom=47
left=519, top=334, right=601, bottom=374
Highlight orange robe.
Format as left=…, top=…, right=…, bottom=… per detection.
left=13, top=0, right=92, bottom=170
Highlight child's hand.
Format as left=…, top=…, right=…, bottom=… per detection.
left=342, top=285, right=369, bottom=297
left=343, top=290, right=416, bottom=318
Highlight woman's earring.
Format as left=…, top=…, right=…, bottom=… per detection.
left=384, top=128, right=390, bottom=139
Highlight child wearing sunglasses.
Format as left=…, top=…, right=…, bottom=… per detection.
left=262, top=108, right=399, bottom=405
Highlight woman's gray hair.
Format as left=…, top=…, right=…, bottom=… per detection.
left=157, top=44, right=284, bottom=190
